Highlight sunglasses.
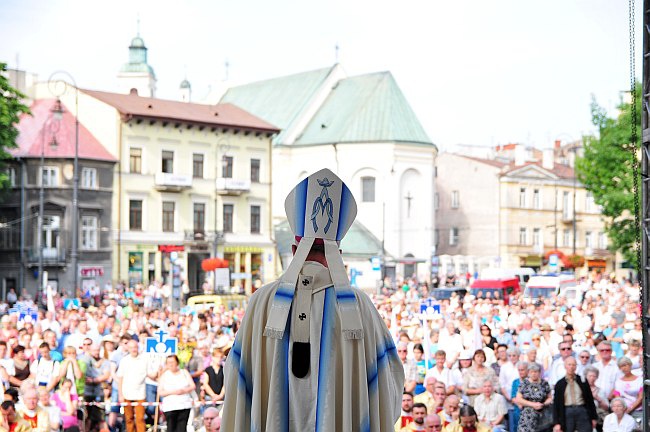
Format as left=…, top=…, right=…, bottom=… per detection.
left=580, top=356, right=590, bottom=359
left=560, top=347, right=571, bottom=351
left=598, top=349, right=612, bottom=352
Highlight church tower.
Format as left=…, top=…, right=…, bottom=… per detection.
left=179, top=78, right=191, bottom=102
left=117, top=33, right=157, bottom=97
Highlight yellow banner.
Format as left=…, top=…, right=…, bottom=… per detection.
left=223, top=246, right=264, bottom=254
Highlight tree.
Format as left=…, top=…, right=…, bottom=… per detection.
left=0, top=62, right=30, bottom=191
left=575, top=82, right=641, bottom=268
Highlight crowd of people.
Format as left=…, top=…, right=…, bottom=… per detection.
left=0, top=271, right=642, bottom=432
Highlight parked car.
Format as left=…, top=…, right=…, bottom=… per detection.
left=469, top=278, right=521, bottom=305
left=480, top=267, right=535, bottom=286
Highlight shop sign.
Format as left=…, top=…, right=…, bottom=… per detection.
left=79, top=266, right=104, bottom=277
left=224, top=246, right=263, bottom=254
left=158, top=245, right=185, bottom=253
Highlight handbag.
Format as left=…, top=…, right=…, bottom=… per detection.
left=536, top=406, right=554, bottom=432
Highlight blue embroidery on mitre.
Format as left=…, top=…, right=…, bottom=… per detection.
left=310, top=177, right=335, bottom=234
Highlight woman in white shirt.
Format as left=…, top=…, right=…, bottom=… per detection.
left=603, top=398, right=637, bottom=432
left=158, top=355, right=195, bottom=432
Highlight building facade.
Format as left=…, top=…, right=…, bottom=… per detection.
left=1, top=99, right=116, bottom=298
left=435, top=145, right=613, bottom=277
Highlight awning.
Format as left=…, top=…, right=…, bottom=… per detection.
left=587, top=259, right=607, bottom=268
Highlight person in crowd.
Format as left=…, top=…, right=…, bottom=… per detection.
left=552, top=357, right=597, bottom=432
left=9, top=346, right=30, bottom=389
left=548, top=341, right=574, bottom=386
left=85, top=344, right=111, bottom=432
left=509, top=361, right=528, bottom=432
left=602, top=398, right=636, bottom=432
left=396, top=392, right=415, bottom=432
left=594, top=341, right=620, bottom=399
left=0, top=400, right=31, bottom=432
left=158, top=355, right=195, bottom=432
left=514, top=362, right=552, bottom=432
left=426, top=350, right=461, bottom=395
left=424, top=413, right=443, bottom=432
left=413, top=343, right=433, bottom=395
left=473, top=379, right=507, bottom=432
left=30, top=343, right=60, bottom=392
left=401, top=402, right=427, bottom=431
left=16, top=385, right=50, bottom=432
left=37, top=386, right=60, bottom=432
left=491, top=344, right=508, bottom=377
left=584, top=366, right=610, bottom=430
left=197, top=407, right=219, bottom=432
left=442, top=405, right=491, bottom=432
left=625, top=339, right=642, bottom=372
left=117, top=340, right=150, bottom=432
left=576, top=350, right=591, bottom=379
left=52, top=378, right=80, bottom=432
left=602, top=319, right=625, bottom=359
left=499, top=347, right=520, bottom=414
left=612, top=356, right=642, bottom=422
left=415, top=380, right=446, bottom=416
left=200, top=347, right=226, bottom=403
left=480, top=325, right=498, bottom=352
left=398, top=342, right=418, bottom=394
left=463, top=349, right=499, bottom=406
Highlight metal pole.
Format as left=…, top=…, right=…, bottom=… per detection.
left=554, top=184, right=558, bottom=250
left=71, top=87, right=79, bottom=298
left=572, top=163, right=577, bottom=255
left=641, top=1, right=650, bottom=428
left=38, top=129, right=45, bottom=304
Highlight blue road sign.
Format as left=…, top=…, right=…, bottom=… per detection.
left=419, top=298, right=441, bottom=315
left=146, top=330, right=178, bottom=355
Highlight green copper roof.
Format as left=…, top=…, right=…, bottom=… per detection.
left=220, top=66, right=336, bottom=144
left=275, top=219, right=384, bottom=259
left=294, top=72, right=432, bottom=146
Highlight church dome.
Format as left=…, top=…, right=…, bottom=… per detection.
left=180, top=79, right=191, bottom=89
left=130, top=36, right=146, bottom=48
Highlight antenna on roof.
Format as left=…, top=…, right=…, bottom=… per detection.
left=224, top=59, right=230, bottom=82
left=136, top=13, right=141, bottom=36
left=335, top=43, right=340, bottom=64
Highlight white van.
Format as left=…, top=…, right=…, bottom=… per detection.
left=523, top=275, right=577, bottom=303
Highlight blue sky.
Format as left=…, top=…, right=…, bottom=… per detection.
left=0, top=0, right=641, bottom=151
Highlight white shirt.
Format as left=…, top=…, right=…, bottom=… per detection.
left=116, top=354, right=148, bottom=400
left=474, top=393, right=508, bottom=425
left=30, top=358, right=60, bottom=386
left=425, top=366, right=462, bottom=390
left=602, top=413, right=637, bottom=432
left=594, top=360, right=622, bottom=398
left=498, top=362, right=518, bottom=400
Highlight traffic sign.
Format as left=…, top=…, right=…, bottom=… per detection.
left=146, top=330, right=178, bottom=355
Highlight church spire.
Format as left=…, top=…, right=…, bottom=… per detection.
left=117, top=24, right=157, bottom=98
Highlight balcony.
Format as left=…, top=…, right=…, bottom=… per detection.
left=216, top=177, right=251, bottom=195
left=154, top=172, right=192, bottom=192
left=27, top=246, right=67, bottom=265
left=184, top=230, right=207, bottom=242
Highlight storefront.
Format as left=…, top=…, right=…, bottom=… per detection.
left=222, top=245, right=274, bottom=295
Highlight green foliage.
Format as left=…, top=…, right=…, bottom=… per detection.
left=0, top=62, right=30, bottom=191
left=575, top=83, right=641, bottom=268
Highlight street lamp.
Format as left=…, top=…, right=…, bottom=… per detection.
left=37, top=101, right=61, bottom=304
left=49, top=71, right=79, bottom=298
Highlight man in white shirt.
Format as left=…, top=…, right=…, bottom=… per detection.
left=117, top=340, right=156, bottom=432
left=473, top=380, right=507, bottom=432
left=29, top=344, right=60, bottom=392
left=593, top=341, right=621, bottom=398
left=548, top=341, right=574, bottom=386
left=498, top=347, right=520, bottom=406
left=425, top=350, right=461, bottom=395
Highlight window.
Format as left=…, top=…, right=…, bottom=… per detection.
left=533, top=228, right=541, bottom=247
left=222, top=156, right=233, bottom=178
left=193, top=203, right=205, bottom=234
left=434, top=193, right=439, bottom=210
left=162, top=151, right=174, bottom=173
left=434, top=229, right=439, bottom=246
left=585, top=231, right=593, bottom=248
left=193, top=154, right=204, bottom=178
left=563, top=229, right=570, bottom=247
left=81, top=216, right=98, bottom=250
left=519, top=227, right=527, bottom=245
left=223, top=204, right=233, bottom=233
left=81, top=167, right=97, bottom=189
left=41, top=166, right=58, bottom=187
left=599, top=232, right=608, bottom=249
left=533, top=189, right=540, bottom=209
left=585, top=192, right=595, bottom=213
left=250, top=159, right=260, bottom=183
left=361, top=177, right=375, bottom=202
left=129, top=200, right=142, bottom=230
left=162, top=202, right=175, bottom=232
left=251, top=205, right=261, bottom=234
left=562, top=191, right=570, bottom=219
left=8, top=168, right=16, bottom=187
left=41, top=216, right=61, bottom=253
left=451, top=191, right=459, bottom=209
left=519, top=188, right=527, bottom=208
left=129, top=148, right=142, bottom=173
left=449, top=227, right=459, bottom=246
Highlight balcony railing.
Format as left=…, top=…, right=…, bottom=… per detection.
left=27, top=246, right=67, bottom=264
left=154, top=172, right=192, bottom=191
left=216, top=178, right=251, bottom=195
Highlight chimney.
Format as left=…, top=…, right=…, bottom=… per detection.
left=542, top=148, right=554, bottom=170
left=514, top=144, right=526, bottom=166
left=554, top=139, right=561, bottom=149
left=129, top=88, right=139, bottom=96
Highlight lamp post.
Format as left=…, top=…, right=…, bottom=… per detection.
left=38, top=101, right=61, bottom=305
left=49, top=71, right=79, bottom=298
